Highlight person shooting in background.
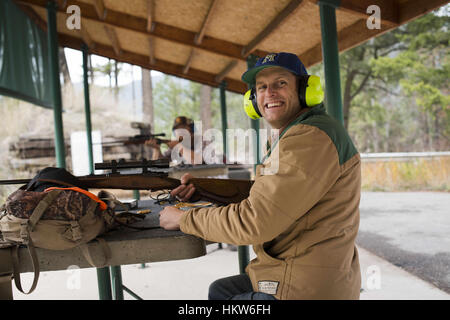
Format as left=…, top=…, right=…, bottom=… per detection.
left=145, top=116, right=204, bottom=165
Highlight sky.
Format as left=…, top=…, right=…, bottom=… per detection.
left=64, top=48, right=162, bottom=87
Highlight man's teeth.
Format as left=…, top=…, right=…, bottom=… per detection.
left=266, top=103, right=282, bottom=108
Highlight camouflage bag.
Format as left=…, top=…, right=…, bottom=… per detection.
left=0, top=168, right=113, bottom=294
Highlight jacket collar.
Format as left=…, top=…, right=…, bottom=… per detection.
left=262, top=104, right=326, bottom=162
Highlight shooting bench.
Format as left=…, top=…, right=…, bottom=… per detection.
left=0, top=160, right=252, bottom=299
left=0, top=199, right=206, bottom=300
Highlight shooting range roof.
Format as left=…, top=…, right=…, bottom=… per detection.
left=16, top=0, right=449, bottom=94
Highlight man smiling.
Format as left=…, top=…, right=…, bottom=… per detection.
left=159, top=52, right=362, bottom=300
left=254, top=67, right=303, bottom=129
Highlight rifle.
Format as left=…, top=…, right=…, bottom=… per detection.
left=0, top=160, right=254, bottom=205
left=97, top=133, right=178, bottom=147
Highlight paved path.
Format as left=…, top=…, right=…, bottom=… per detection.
left=357, top=192, right=450, bottom=293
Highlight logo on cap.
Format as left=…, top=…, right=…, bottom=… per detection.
left=262, top=53, right=277, bottom=64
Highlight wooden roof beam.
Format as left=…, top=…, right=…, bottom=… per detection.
left=93, top=0, right=107, bottom=20
left=338, top=0, right=398, bottom=27
left=146, top=0, right=156, bottom=65
left=241, top=0, right=305, bottom=57
left=215, top=60, right=238, bottom=83
left=194, top=0, right=219, bottom=45
left=79, top=24, right=95, bottom=49
left=397, top=0, right=448, bottom=25
left=57, top=0, right=67, bottom=9
left=148, top=36, right=155, bottom=65
left=146, top=0, right=155, bottom=32
left=21, top=0, right=95, bottom=50
left=304, top=0, right=447, bottom=65
left=185, top=0, right=219, bottom=74
left=183, top=49, right=196, bottom=74
left=58, top=33, right=248, bottom=94
left=20, top=0, right=270, bottom=62
left=17, top=1, right=243, bottom=91
left=310, top=0, right=398, bottom=27
left=104, top=25, right=122, bottom=56
left=300, top=16, right=399, bottom=67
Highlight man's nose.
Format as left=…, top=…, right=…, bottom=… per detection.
left=267, top=84, right=278, bottom=95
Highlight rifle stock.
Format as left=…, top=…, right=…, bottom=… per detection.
left=0, top=174, right=254, bottom=205
left=78, top=175, right=253, bottom=205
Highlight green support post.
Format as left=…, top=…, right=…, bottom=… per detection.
left=251, top=118, right=260, bottom=166
left=82, top=44, right=94, bottom=174
left=110, top=266, right=124, bottom=300
left=219, top=81, right=228, bottom=162
left=318, top=0, right=344, bottom=125
left=218, top=81, right=228, bottom=250
left=238, top=245, right=250, bottom=275
left=46, top=0, right=65, bottom=168
left=235, top=54, right=260, bottom=275
left=133, top=190, right=147, bottom=268
left=96, top=267, right=112, bottom=300
left=82, top=44, right=114, bottom=300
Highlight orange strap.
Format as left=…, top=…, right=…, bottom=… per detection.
left=44, top=187, right=108, bottom=211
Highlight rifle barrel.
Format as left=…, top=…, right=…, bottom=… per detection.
left=93, top=133, right=167, bottom=146
left=0, top=179, right=31, bottom=185
left=95, top=159, right=169, bottom=170
left=96, top=138, right=174, bottom=147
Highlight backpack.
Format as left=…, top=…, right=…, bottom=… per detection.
left=0, top=167, right=114, bottom=294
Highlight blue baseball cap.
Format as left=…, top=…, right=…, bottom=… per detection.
left=241, top=52, right=308, bottom=85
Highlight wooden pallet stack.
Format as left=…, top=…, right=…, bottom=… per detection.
left=8, top=137, right=154, bottom=171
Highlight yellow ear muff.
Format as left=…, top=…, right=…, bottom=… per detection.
left=243, top=89, right=262, bottom=119
left=304, top=75, right=324, bottom=107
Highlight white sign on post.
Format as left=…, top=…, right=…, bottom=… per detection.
left=70, top=131, right=103, bottom=176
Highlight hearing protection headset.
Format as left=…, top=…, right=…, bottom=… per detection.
left=243, top=75, right=324, bottom=120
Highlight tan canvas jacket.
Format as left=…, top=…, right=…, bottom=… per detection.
left=180, top=104, right=361, bottom=300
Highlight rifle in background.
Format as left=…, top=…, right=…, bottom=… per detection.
left=96, top=133, right=175, bottom=147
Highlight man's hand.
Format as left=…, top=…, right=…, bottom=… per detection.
left=170, top=173, right=196, bottom=201
left=159, top=206, right=184, bottom=230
